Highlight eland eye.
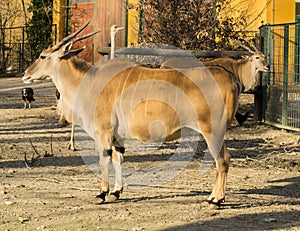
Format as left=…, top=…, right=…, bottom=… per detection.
left=40, top=55, right=46, bottom=59
left=255, top=56, right=259, bottom=59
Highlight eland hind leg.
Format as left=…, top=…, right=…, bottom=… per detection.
left=109, top=146, right=125, bottom=201
left=96, top=149, right=112, bottom=203
left=95, top=131, right=114, bottom=203
left=201, top=127, right=230, bottom=205
left=207, top=143, right=230, bottom=205
left=96, top=130, right=125, bottom=203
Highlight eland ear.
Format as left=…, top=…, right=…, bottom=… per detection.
left=60, top=46, right=86, bottom=60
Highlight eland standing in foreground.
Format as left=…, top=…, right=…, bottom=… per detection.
left=22, top=22, right=261, bottom=205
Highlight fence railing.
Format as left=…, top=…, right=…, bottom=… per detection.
left=260, top=22, right=300, bottom=132
left=0, top=25, right=56, bottom=76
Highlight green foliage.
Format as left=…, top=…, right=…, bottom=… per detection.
left=141, top=0, right=249, bottom=50
left=26, top=0, right=53, bottom=59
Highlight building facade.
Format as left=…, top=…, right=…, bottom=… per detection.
left=52, top=0, right=300, bottom=61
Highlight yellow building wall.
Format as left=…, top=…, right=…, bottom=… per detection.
left=127, top=0, right=139, bottom=46
left=52, top=0, right=66, bottom=44
left=266, top=0, right=295, bottom=24
left=230, top=0, right=268, bottom=30
left=230, top=0, right=295, bottom=31
left=127, top=0, right=295, bottom=45
left=264, top=0, right=296, bottom=85
left=55, top=1, right=297, bottom=47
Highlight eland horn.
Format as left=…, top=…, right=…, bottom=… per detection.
left=234, top=40, right=255, bottom=54
left=52, top=21, right=91, bottom=51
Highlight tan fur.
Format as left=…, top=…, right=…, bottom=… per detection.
left=161, top=53, right=269, bottom=92
left=22, top=31, right=246, bottom=205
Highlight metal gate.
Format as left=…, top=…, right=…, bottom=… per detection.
left=0, top=25, right=57, bottom=76
left=0, top=26, right=27, bottom=75
left=260, top=22, right=300, bottom=132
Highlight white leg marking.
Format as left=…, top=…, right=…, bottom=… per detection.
left=112, top=148, right=124, bottom=191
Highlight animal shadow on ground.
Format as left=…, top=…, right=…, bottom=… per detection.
left=242, top=176, right=300, bottom=200
left=0, top=134, right=293, bottom=169
left=162, top=210, right=300, bottom=231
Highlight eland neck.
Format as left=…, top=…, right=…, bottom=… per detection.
left=236, top=59, right=258, bottom=92
left=205, top=57, right=257, bottom=92
left=53, top=58, right=92, bottom=107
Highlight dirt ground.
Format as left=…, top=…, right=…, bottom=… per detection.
left=0, top=76, right=300, bottom=231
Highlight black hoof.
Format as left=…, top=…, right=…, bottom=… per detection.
left=67, top=144, right=77, bottom=151
left=206, top=197, right=225, bottom=206
left=96, top=191, right=107, bottom=203
left=109, top=191, right=121, bottom=201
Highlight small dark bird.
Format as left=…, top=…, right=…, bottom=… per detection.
left=235, top=111, right=250, bottom=126
left=22, top=88, right=35, bottom=109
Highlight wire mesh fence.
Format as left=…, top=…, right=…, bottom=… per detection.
left=260, top=22, right=300, bottom=131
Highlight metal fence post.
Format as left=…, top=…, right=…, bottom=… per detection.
left=282, top=25, right=289, bottom=126
left=124, top=0, right=128, bottom=47
left=254, top=34, right=264, bottom=121
left=259, top=24, right=271, bottom=122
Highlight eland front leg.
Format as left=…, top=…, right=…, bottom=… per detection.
left=67, top=124, right=76, bottom=151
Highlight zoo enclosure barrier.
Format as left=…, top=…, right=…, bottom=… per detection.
left=0, top=25, right=57, bottom=76
left=260, top=22, right=300, bottom=132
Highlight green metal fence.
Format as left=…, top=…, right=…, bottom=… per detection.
left=260, top=22, right=300, bottom=132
